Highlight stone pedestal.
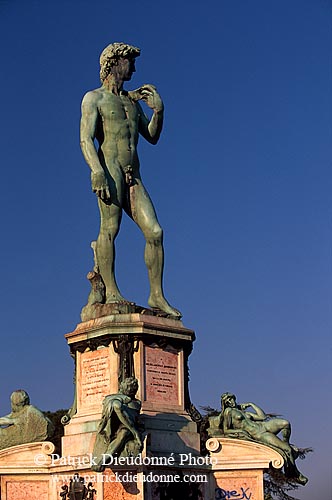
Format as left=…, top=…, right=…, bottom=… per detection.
left=206, top=437, right=284, bottom=500
left=0, top=442, right=56, bottom=500
left=0, top=310, right=202, bottom=500
left=62, top=312, right=200, bottom=458
left=0, top=314, right=285, bottom=500
left=0, top=437, right=284, bottom=500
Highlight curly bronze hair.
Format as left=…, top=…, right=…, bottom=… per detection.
left=119, top=377, right=138, bottom=396
left=99, top=42, right=141, bottom=82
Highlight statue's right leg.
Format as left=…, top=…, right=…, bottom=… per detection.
left=96, top=199, right=126, bottom=303
left=105, top=428, right=131, bottom=457
left=264, top=418, right=291, bottom=443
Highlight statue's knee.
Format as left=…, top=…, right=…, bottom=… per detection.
left=148, top=224, right=163, bottom=241
left=100, top=222, right=120, bottom=240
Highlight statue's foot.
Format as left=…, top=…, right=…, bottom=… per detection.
left=148, top=294, right=182, bottom=319
left=106, top=291, right=127, bottom=303
left=296, top=473, right=308, bottom=485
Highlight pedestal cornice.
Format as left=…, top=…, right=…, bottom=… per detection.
left=65, top=313, right=195, bottom=352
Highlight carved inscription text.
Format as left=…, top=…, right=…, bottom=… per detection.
left=79, top=349, right=111, bottom=410
left=144, top=345, right=179, bottom=405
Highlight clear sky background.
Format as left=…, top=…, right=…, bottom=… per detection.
left=0, top=1, right=331, bottom=498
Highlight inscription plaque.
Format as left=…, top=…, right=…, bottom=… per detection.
left=144, top=345, right=179, bottom=406
left=78, top=349, right=111, bottom=411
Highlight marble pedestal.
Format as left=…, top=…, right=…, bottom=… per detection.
left=206, top=437, right=284, bottom=500
left=0, top=438, right=284, bottom=499
left=0, top=312, right=285, bottom=499
left=62, top=311, right=200, bottom=459
left=0, top=312, right=285, bottom=500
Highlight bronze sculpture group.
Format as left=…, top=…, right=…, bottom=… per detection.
left=0, top=390, right=53, bottom=449
left=208, top=392, right=308, bottom=485
left=91, top=377, right=142, bottom=472
left=0, top=42, right=309, bottom=497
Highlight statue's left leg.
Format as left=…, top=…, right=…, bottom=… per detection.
left=260, top=431, right=308, bottom=484
left=125, top=180, right=181, bottom=318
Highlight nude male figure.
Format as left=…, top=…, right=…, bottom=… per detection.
left=80, top=42, right=180, bottom=317
left=92, top=377, right=142, bottom=472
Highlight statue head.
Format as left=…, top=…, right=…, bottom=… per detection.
left=221, top=392, right=236, bottom=412
left=99, top=42, right=141, bottom=83
left=10, top=389, right=30, bottom=412
left=119, top=377, right=139, bottom=398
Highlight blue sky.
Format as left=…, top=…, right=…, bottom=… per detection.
left=0, top=1, right=331, bottom=498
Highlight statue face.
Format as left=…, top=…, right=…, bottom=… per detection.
left=126, top=381, right=138, bottom=397
left=223, top=394, right=236, bottom=408
left=117, top=57, right=136, bottom=81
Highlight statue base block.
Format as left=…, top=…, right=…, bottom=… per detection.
left=62, top=311, right=200, bottom=458
left=0, top=431, right=283, bottom=499
left=206, top=437, right=284, bottom=500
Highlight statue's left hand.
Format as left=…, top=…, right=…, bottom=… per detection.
left=240, top=403, right=251, bottom=410
left=139, top=84, right=164, bottom=113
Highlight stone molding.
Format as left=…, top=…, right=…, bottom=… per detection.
left=206, top=437, right=284, bottom=470
left=0, top=442, right=55, bottom=472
